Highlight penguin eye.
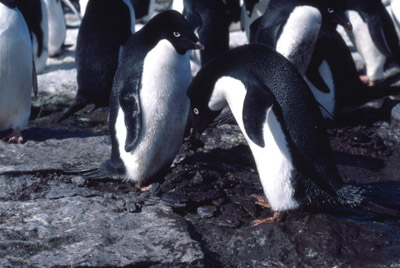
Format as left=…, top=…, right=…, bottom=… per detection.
left=327, top=8, right=334, bottom=13
left=193, top=108, right=200, bottom=115
left=173, top=32, right=181, bottom=37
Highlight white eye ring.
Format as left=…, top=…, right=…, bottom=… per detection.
left=193, top=108, right=199, bottom=115
left=173, top=32, right=181, bottom=37
left=327, top=8, right=334, bottom=13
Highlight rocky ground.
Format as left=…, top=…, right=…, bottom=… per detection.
left=1, top=10, right=400, bottom=268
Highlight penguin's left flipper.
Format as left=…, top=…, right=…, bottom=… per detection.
left=120, top=80, right=142, bottom=153
left=242, top=80, right=275, bottom=148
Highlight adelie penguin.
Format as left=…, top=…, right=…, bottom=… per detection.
left=340, top=0, right=400, bottom=85
left=180, top=0, right=241, bottom=66
left=187, top=44, right=399, bottom=224
left=84, top=10, right=202, bottom=186
left=57, top=0, right=135, bottom=122
left=305, top=8, right=400, bottom=122
left=0, top=0, right=38, bottom=143
left=250, top=0, right=352, bottom=76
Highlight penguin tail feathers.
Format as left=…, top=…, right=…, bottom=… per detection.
left=56, top=99, right=88, bottom=123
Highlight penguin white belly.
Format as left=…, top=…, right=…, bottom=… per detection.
left=305, top=61, right=336, bottom=119
left=116, top=40, right=191, bottom=182
left=0, top=6, right=33, bottom=131
left=44, top=0, right=66, bottom=56
left=32, top=0, right=49, bottom=74
left=345, top=10, right=386, bottom=81
left=210, top=77, right=298, bottom=211
left=390, top=0, right=400, bottom=38
left=276, top=6, right=321, bottom=76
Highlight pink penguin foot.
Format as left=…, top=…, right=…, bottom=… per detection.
left=3, top=128, right=23, bottom=143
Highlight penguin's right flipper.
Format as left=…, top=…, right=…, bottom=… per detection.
left=77, top=160, right=126, bottom=181
left=242, top=80, right=275, bottom=148
left=32, top=60, right=38, bottom=97
left=358, top=200, right=400, bottom=218
left=120, top=80, right=142, bottom=153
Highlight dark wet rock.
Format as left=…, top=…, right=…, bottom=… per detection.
left=190, top=189, right=222, bottom=203
left=197, top=206, right=217, bottom=219
left=71, top=176, right=86, bottom=187
left=161, top=192, right=190, bottom=207
left=214, top=214, right=242, bottom=228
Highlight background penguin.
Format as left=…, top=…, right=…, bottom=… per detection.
left=79, top=0, right=88, bottom=17
left=0, top=0, right=38, bottom=143
left=241, top=0, right=269, bottom=40
left=131, top=0, right=155, bottom=23
left=340, top=0, right=400, bottom=85
left=179, top=0, right=241, bottom=66
left=85, top=10, right=202, bottom=186
left=18, top=0, right=49, bottom=74
left=57, top=0, right=135, bottom=122
left=387, top=0, right=400, bottom=38
left=187, top=44, right=399, bottom=224
left=250, top=0, right=351, bottom=76
left=44, top=0, right=79, bottom=57
left=305, top=13, right=400, bottom=122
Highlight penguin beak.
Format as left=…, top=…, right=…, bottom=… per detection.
left=333, top=11, right=353, bottom=31
left=344, top=21, right=353, bottom=31
left=189, top=118, right=205, bottom=151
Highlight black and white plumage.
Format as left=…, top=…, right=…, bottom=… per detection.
left=250, top=0, right=352, bottom=76
left=341, top=0, right=400, bottom=83
left=181, top=0, right=241, bottom=66
left=57, top=0, right=135, bottom=122
left=305, top=15, right=400, bottom=120
left=188, top=44, right=399, bottom=217
left=87, top=10, right=202, bottom=186
left=0, top=0, right=37, bottom=143
left=18, top=0, right=48, bottom=74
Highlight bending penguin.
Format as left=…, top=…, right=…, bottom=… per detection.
left=57, top=0, right=135, bottom=122
left=0, top=0, right=38, bottom=143
left=18, top=0, right=49, bottom=74
left=85, top=10, right=202, bottom=186
left=188, top=44, right=399, bottom=224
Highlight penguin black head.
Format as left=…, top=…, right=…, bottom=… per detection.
left=316, top=0, right=353, bottom=30
left=186, top=70, right=223, bottom=149
left=147, top=10, right=203, bottom=55
left=0, top=0, right=21, bottom=8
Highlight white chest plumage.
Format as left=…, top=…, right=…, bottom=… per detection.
left=0, top=5, right=33, bottom=131
left=115, top=40, right=192, bottom=183
left=210, top=77, right=299, bottom=211
left=344, top=10, right=386, bottom=81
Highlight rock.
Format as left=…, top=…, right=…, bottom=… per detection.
left=0, top=195, right=204, bottom=267
left=197, top=206, right=217, bottom=219
left=71, top=176, right=86, bottom=187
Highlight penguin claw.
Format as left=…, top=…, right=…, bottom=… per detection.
left=251, top=194, right=271, bottom=208
left=3, top=128, right=23, bottom=144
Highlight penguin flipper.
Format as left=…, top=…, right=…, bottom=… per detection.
left=56, top=98, right=88, bottom=122
left=32, top=60, right=38, bottom=97
left=120, top=80, right=142, bottom=153
left=242, top=81, right=275, bottom=148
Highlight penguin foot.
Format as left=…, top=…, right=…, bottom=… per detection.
left=360, top=75, right=375, bottom=86
left=251, top=212, right=284, bottom=226
left=3, top=128, right=23, bottom=143
left=251, top=194, right=271, bottom=208
left=139, top=184, right=152, bottom=191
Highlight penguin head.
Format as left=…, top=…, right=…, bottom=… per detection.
left=149, top=10, right=203, bottom=55
left=187, top=75, right=223, bottom=150
left=0, top=0, right=21, bottom=8
left=318, top=0, right=353, bottom=30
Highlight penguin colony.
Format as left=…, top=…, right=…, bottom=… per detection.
left=1, top=0, right=400, bottom=223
